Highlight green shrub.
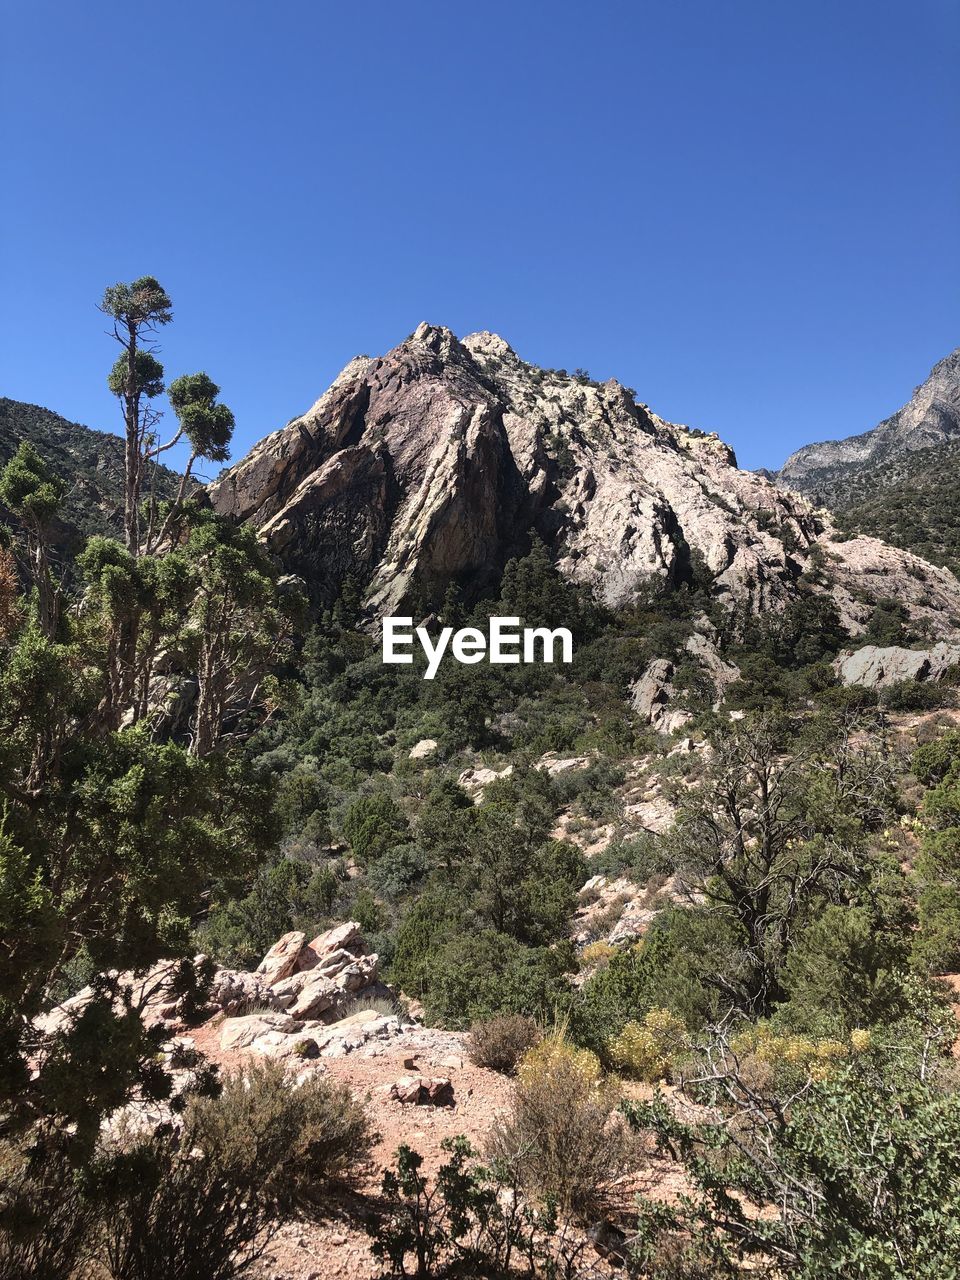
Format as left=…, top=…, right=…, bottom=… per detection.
left=573, top=913, right=720, bottom=1057
left=882, top=679, right=949, bottom=712
left=369, top=1137, right=565, bottom=1279
left=627, top=1018, right=960, bottom=1279
left=99, top=1062, right=374, bottom=1280
left=186, top=1060, right=374, bottom=1208
left=342, top=792, right=410, bottom=864
left=487, top=1035, right=630, bottom=1217
left=417, top=930, right=575, bottom=1028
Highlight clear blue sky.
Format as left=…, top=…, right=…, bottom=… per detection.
left=1, top=0, right=957, bottom=473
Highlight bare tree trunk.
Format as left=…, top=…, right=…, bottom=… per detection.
left=123, top=320, right=142, bottom=556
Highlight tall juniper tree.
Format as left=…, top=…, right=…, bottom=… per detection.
left=100, top=277, right=172, bottom=554
left=0, top=280, right=300, bottom=1157
left=100, top=277, right=237, bottom=555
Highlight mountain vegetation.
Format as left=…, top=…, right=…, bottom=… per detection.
left=833, top=440, right=960, bottom=579
left=2, top=296, right=960, bottom=1278
left=0, top=397, right=182, bottom=555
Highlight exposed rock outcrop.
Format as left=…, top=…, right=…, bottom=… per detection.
left=835, top=643, right=960, bottom=689
left=211, top=326, right=960, bottom=640
left=630, top=658, right=693, bottom=734
left=252, top=921, right=388, bottom=1024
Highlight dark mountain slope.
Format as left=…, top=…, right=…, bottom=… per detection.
left=835, top=440, right=960, bottom=580
left=0, top=397, right=180, bottom=549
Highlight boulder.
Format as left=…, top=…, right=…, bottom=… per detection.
left=409, top=738, right=438, bottom=760
left=272, top=952, right=379, bottom=1020
left=457, top=765, right=514, bottom=801
left=209, top=968, right=281, bottom=1016
left=630, top=660, right=693, bottom=733
left=684, top=627, right=740, bottom=695
left=623, top=794, right=676, bottom=833
left=301, top=921, right=364, bottom=968
left=220, top=1013, right=303, bottom=1052
left=255, top=930, right=307, bottom=986
left=389, top=1075, right=455, bottom=1106
left=274, top=971, right=340, bottom=1020
left=536, top=752, right=594, bottom=776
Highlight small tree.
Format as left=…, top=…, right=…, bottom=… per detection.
left=0, top=442, right=65, bottom=637
left=663, top=718, right=894, bottom=1017
left=146, top=372, right=235, bottom=553
left=911, top=729, right=960, bottom=972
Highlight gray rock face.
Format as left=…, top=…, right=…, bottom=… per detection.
left=834, top=643, right=960, bottom=689
left=630, top=659, right=693, bottom=733
left=211, top=325, right=960, bottom=638
left=775, top=348, right=960, bottom=506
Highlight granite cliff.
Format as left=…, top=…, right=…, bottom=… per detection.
left=210, top=325, right=960, bottom=638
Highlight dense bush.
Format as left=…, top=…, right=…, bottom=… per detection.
left=608, top=1007, right=689, bottom=1081
left=910, top=730, right=960, bottom=972
left=466, top=1014, right=541, bottom=1073
left=0, top=1141, right=99, bottom=1280
left=413, top=929, right=575, bottom=1028
left=342, top=791, right=410, bottom=864
left=0, top=1064, right=374, bottom=1280
left=627, top=1014, right=960, bottom=1279
left=183, top=1060, right=374, bottom=1208
left=487, top=1035, right=630, bottom=1217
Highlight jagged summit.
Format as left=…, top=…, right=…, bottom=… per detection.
left=209, top=326, right=960, bottom=638
left=774, top=347, right=960, bottom=506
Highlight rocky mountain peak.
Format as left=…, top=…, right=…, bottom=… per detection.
left=209, top=329, right=960, bottom=639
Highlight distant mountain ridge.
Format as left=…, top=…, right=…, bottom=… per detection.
left=0, top=397, right=181, bottom=550
left=773, top=348, right=960, bottom=508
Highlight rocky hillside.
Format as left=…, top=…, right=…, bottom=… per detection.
left=834, top=440, right=960, bottom=580
left=211, top=324, right=960, bottom=639
left=0, top=396, right=181, bottom=549
left=773, top=347, right=960, bottom=508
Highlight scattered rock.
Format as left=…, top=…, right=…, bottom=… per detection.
left=623, top=793, right=676, bottom=833
left=457, top=764, right=513, bottom=801
left=389, top=1076, right=455, bottom=1107
left=535, top=752, right=594, bottom=775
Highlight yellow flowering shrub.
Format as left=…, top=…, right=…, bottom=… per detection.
left=608, top=1008, right=689, bottom=1081
left=519, top=1034, right=603, bottom=1089
left=730, top=1024, right=869, bottom=1083
left=580, top=941, right=616, bottom=968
